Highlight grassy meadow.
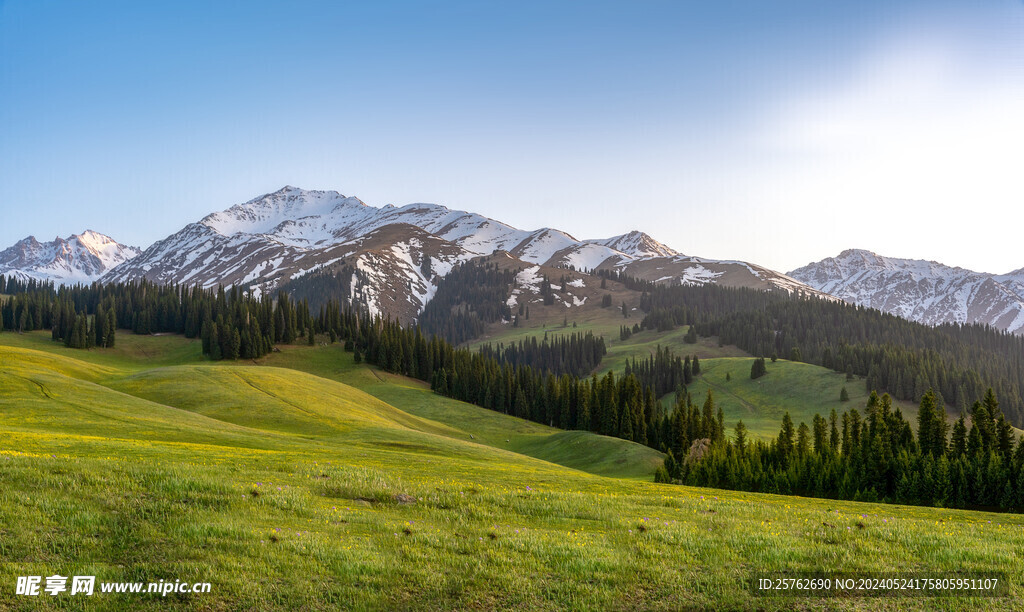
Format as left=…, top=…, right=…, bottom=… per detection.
left=1, top=330, right=1023, bottom=610
left=664, top=357, right=922, bottom=439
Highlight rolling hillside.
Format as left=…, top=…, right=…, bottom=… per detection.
left=3, top=333, right=1024, bottom=609
left=668, top=357, right=921, bottom=438
left=0, top=331, right=662, bottom=480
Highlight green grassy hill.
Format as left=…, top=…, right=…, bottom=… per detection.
left=672, top=357, right=919, bottom=439
left=468, top=314, right=967, bottom=442
left=2, top=332, right=1023, bottom=610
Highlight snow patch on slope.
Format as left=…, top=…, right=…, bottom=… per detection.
left=507, top=265, right=543, bottom=309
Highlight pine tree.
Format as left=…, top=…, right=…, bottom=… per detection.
left=950, top=414, right=967, bottom=457
left=95, top=303, right=106, bottom=347
left=840, top=386, right=850, bottom=402
left=209, top=324, right=222, bottom=360
left=104, top=308, right=116, bottom=347
left=797, top=422, right=810, bottom=457
left=229, top=329, right=241, bottom=359
left=684, top=326, right=697, bottom=344
left=996, top=413, right=1014, bottom=461
left=829, top=408, right=840, bottom=453
left=812, top=414, right=827, bottom=454
left=917, top=389, right=938, bottom=456
left=778, top=412, right=795, bottom=468
left=734, top=420, right=748, bottom=456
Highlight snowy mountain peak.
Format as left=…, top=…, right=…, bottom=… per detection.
left=812, top=249, right=976, bottom=279
left=790, top=250, right=1024, bottom=334
left=586, top=231, right=679, bottom=258
left=200, top=187, right=370, bottom=241
left=0, top=231, right=140, bottom=286
left=837, top=248, right=875, bottom=257
left=100, top=185, right=825, bottom=321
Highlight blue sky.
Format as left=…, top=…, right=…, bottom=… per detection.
left=2, top=1, right=1023, bottom=273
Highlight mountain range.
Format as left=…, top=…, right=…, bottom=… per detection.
left=4, top=187, right=1022, bottom=334
left=1, top=186, right=822, bottom=322
left=0, top=230, right=140, bottom=286
left=788, top=249, right=1024, bottom=335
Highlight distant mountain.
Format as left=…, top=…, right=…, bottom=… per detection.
left=607, top=255, right=834, bottom=298
left=586, top=230, right=680, bottom=259
left=98, top=186, right=826, bottom=321
left=789, top=249, right=1024, bottom=334
left=0, top=230, right=140, bottom=286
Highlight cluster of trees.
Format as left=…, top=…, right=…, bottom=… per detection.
left=2, top=288, right=55, bottom=333
left=51, top=298, right=117, bottom=348
left=539, top=277, right=556, bottom=306
left=595, top=269, right=655, bottom=292
left=419, top=261, right=516, bottom=344
left=197, top=288, right=372, bottom=360
left=0, top=277, right=328, bottom=360
left=637, top=282, right=1024, bottom=426
left=277, top=265, right=359, bottom=311
left=434, top=363, right=668, bottom=448
left=1, top=280, right=115, bottom=348
left=619, top=324, right=643, bottom=341
left=0, top=275, right=54, bottom=296
left=320, top=311, right=669, bottom=448
left=658, top=389, right=1024, bottom=512
left=477, top=332, right=606, bottom=378
left=621, top=346, right=700, bottom=397
left=661, top=389, right=727, bottom=459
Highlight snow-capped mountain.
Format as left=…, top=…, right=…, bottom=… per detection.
left=0, top=230, right=141, bottom=286
left=99, top=186, right=825, bottom=321
left=586, top=231, right=679, bottom=259
left=789, top=249, right=1024, bottom=334
left=609, top=254, right=834, bottom=298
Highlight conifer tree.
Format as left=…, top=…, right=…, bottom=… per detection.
left=829, top=408, right=840, bottom=453
left=104, top=308, right=116, bottom=347
left=950, top=414, right=968, bottom=457
left=797, top=422, right=810, bottom=457
left=777, top=412, right=795, bottom=467
left=95, top=303, right=106, bottom=347
left=684, top=326, right=697, bottom=344
left=734, top=420, right=747, bottom=456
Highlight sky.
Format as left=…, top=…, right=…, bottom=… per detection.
left=2, top=0, right=1023, bottom=274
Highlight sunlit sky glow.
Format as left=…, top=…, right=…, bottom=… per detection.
left=2, top=1, right=1022, bottom=274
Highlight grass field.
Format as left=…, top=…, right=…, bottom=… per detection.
left=466, top=315, right=916, bottom=442
left=666, top=357, right=919, bottom=439
left=471, top=310, right=749, bottom=366
left=597, top=325, right=750, bottom=375
left=2, top=331, right=1024, bottom=610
